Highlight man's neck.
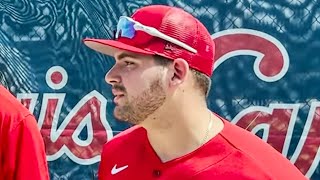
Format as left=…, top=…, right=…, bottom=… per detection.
left=141, top=103, right=224, bottom=163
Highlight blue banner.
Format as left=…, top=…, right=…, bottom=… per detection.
left=0, top=0, right=319, bottom=179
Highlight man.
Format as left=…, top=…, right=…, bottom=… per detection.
left=83, top=5, right=306, bottom=180
left=0, top=79, right=49, bottom=179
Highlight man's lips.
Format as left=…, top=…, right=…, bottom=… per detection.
left=112, top=88, right=125, bottom=95
left=112, top=89, right=125, bottom=104
left=114, top=94, right=124, bottom=104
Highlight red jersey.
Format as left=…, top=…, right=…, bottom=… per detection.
left=0, top=85, right=49, bottom=180
left=98, top=114, right=307, bottom=180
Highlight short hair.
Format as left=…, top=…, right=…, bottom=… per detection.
left=153, top=55, right=211, bottom=97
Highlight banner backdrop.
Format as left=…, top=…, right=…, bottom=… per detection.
left=0, top=0, right=319, bottom=179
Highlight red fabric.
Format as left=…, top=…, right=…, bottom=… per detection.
left=84, top=5, right=215, bottom=77
left=0, top=85, right=49, bottom=180
left=98, top=114, right=307, bottom=180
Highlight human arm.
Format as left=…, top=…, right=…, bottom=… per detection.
left=5, top=115, right=49, bottom=180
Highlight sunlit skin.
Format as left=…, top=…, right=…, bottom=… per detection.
left=105, top=50, right=224, bottom=162
left=105, top=51, right=168, bottom=124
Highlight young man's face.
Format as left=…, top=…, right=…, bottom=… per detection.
left=105, top=50, right=167, bottom=124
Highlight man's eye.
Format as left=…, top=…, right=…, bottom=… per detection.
left=124, top=61, right=134, bottom=66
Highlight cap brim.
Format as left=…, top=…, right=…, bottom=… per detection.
left=83, top=38, right=155, bottom=57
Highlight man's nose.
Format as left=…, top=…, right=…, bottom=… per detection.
left=105, top=66, right=121, bottom=85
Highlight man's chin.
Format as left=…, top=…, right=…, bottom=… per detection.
left=113, top=115, right=123, bottom=120
left=113, top=107, right=134, bottom=123
left=113, top=110, right=144, bottom=125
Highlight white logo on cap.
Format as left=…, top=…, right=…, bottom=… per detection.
left=164, top=43, right=175, bottom=51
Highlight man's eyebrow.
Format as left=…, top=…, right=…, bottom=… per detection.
left=116, top=52, right=137, bottom=61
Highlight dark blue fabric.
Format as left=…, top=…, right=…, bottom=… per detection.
left=0, top=0, right=318, bottom=179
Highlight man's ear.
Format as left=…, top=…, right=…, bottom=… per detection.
left=169, top=58, right=189, bottom=86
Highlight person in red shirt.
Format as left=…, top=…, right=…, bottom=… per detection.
left=84, top=5, right=307, bottom=180
left=0, top=83, right=49, bottom=180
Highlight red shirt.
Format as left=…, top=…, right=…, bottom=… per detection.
left=0, top=85, right=49, bottom=180
left=98, top=114, right=307, bottom=180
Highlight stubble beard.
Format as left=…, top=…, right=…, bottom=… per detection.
left=113, top=78, right=166, bottom=124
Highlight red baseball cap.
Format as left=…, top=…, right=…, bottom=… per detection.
left=83, top=5, right=215, bottom=77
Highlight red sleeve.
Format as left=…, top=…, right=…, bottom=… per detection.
left=6, top=115, right=49, bottom=180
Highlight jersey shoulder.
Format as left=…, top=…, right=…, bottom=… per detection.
left=0, top=86, right=32, bottom=129
left=217, top=117, right=306, bottom=179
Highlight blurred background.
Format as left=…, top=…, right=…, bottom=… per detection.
left=0, top=0, right=319, bottom=179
